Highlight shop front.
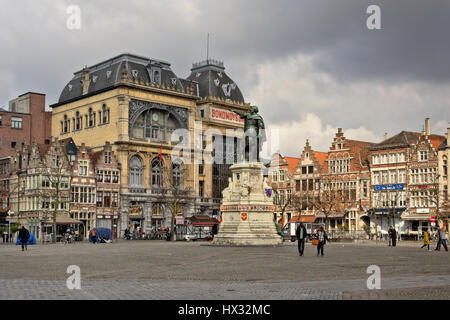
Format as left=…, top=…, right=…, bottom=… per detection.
left=401, top=208, right=433, bottom=239
left=96, top=214, right=120, bottom=238
left=43, top=214, right=83, bottom=242
left=128, top=202, right=144, bottom=233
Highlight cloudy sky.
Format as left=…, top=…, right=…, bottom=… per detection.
left=1, top=0, right=449, bottom=156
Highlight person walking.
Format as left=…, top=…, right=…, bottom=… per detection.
left=90, top=228, right=98, bottom=244
left=296, top=222, right=307, bottom=256
left=420, top=230, right=431, bottom=251
left=391, top=227, right=397, bottom=247
left=388, top=226, right=393, bottom=246
left=317, top=226, right=328, bottom=257
left=18, top=226, right=30, bottom=251
left=435, top=227, right=448, bottom=251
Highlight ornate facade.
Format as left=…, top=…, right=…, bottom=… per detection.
left=51, top=53, right=249, bottom=236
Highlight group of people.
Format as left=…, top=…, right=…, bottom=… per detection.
left=295, top=222, right=449, bottom=256
left=296, top=223, right=328, bottom=257
left=421, top=227, right=448, bottom=251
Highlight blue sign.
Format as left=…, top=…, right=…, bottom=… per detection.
left=265, top=188, right=272, bottom=198
left=374, top=184, right=404, bottom=191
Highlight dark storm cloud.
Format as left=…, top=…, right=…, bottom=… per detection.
left=0, top=0, right=449, bottom=152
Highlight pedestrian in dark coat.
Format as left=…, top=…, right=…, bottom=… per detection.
left=391, top=227, right=397, bottom=247
left=296, top=223, right=307, bottom=256
left=388, top=226, right=393, bottom=246
left=18, top=226, right=30, bottom=251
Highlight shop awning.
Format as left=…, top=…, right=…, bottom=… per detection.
left=401, top=214, right=432, bottom=221
left=316, top=212, right=345, bottom=218
left=289, top=216, right=317, bottom=223
left=43, top=215, right=83, bottom=225
left=189, top=215, right=219, bottom=227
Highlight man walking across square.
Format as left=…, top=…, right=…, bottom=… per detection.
left=296, top=223, right=307, bottom=256
left=18, top=226, right=30, bottom=251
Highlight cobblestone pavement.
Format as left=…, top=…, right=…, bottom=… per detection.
left=0, top=241, right=449, bottom=299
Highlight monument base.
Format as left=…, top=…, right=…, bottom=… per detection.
left=212, top=162, right=282, bottom=246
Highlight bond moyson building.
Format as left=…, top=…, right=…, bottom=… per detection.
left=50, top=53, right=249, bottom=234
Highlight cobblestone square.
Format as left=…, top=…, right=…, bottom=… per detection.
left=0, top=240, right=449, bottom=300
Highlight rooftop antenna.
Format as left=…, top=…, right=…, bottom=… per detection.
left=207, top=32, right=210, bottom=61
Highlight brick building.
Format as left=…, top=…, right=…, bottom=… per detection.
left=291, top=139, right=327, bottom=224
left=66, top=139, right=97, bottom=240
left=320, top=128, right=373, bottom=231
left=0, top=92, right=51, bottom=158
left=267, top=153, right=299, bottom=227
left=368, top=131, right=417, bottom=236
left=406, top=120, right=445, bottom=234
left=91, top=142, right=121, bottom=238
left=437, top=127, right=450, bottom=229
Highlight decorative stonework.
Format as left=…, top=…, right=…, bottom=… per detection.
left=212, top=162, right=282, bottom=246
left=128, top=99, right=188, bottom=135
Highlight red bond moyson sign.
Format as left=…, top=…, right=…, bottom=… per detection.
left=211, top=107, right=245, bottom=125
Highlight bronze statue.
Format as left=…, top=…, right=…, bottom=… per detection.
left=233, top=106, right=266, bottom=162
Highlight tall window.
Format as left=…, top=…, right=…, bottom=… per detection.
left=172, top=162, right=183, bottom=189
left=129, top=156, right=143, bottom=187
left=102, top=104, right=109, bottom=124
left=104, top=151, right=111, bottom=164
left=419, top=151, right=428, bottom=161
left=279, top=170, right=285, bottom=181
left=79, top=160, right=88, bottom=176
left=88, top=108, right=94, bottom=127
left=76, top=112, right=81, bottom=130
left=96, top=191, right=103, bottom=207
left=11, top=117, right=22, bottom=129
left=151, top=158, right=163, bottom=190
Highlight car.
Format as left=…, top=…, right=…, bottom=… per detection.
left=183, top=234, right=197, bottom=241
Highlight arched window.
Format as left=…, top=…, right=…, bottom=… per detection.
left=129, top=156, right=143, bottom=187
left=172, top=161, right=183, bottom=189
left=151, top=158, right=163, bottom=190
left=131, top=109, right=179, bottom=141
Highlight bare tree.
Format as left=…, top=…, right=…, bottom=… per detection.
left=302, top=176, right=352, bottom=231
left=155, top=160, right=194, bottom=241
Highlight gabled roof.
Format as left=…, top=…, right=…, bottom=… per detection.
left=369, top=131, right=419, bottom=150
left=312, top=151, right=328, bottom=170
left=284, top=157, right=300, bottom=175
left=428, top=134, right=446, bottom=151
left=438, top=138, right=447, bottom=150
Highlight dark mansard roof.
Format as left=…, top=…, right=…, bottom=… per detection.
left=54, top=53, right=245, bottom=106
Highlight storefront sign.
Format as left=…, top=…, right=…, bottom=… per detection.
left=374, top=184, right=404, bottom=191
left=129, top=204, right=143, bottom=218
left=175, top=216, right=184, bottom=225
left=416, top=208, right=430, bottom=214
left=211, top=107, right=245, bottom=125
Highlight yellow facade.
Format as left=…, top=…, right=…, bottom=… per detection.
left=51, top=54, right=249, bottom=234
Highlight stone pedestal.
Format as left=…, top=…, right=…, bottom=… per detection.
left=212, top=162, right=282, bottom=246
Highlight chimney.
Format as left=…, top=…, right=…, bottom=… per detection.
left=384, top=132, right=388, bottom=141
left=447, top=127, right=450, bottom=147
left=425, top=118, right=430, bottom=136
left=82, top=65, right=90, bottom=94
